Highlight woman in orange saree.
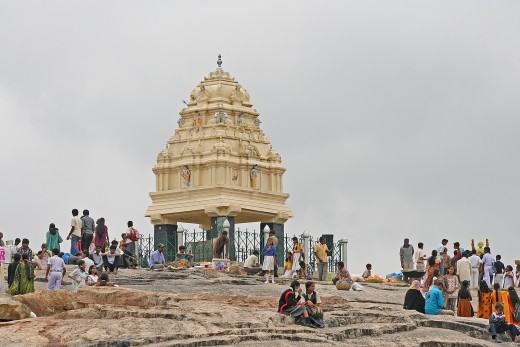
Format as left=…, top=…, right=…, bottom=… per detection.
left=423, top=250, right=441, bottom=292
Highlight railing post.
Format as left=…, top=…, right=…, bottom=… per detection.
left=263, top=224, right=270, bottom=245
left=339, top=239, right=349, bottom=268
left=177, top=224, right=184, bottom=251
left=302, top=231, right=311, bottom=265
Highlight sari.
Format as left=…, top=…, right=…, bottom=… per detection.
left=6, top=261, right=35, bottom=295
left=477, top=291, right=492, bottom=319
left=94, top=225, right=109, bottom=250
left=491, top=290, right=512, bottom=323
left=46, top=229, right=61, bottom=252
left=423, top=262, right=440, bottom=292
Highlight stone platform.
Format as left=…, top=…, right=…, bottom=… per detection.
left=0, top=266, right=513, bottom=346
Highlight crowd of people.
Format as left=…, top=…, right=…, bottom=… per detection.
left=400, top=238, right=520, bottom=343
left=0, top=209, right=141, bottom=294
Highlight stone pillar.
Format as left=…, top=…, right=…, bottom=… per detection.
left=302, top=231, right=311, bottom=265
left=210, top=216, right=235, bottom=260
left=260, top=223, right=284, bottom=267
left=176, top=224, right=185, bottom=250
left=154, top=224, right=177, bottom=262
left=339, top=239, right=349, bottom=268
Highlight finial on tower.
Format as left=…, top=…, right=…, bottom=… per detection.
left=217, top=54, right=222, bottom=69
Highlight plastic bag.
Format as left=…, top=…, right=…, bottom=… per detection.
left=352, top=282, right=364, bottom=291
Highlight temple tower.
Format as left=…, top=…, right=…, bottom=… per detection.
left=145, top=55, right=292, bottom=259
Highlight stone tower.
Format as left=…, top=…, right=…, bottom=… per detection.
left=145, top=55, right=292, bottom=258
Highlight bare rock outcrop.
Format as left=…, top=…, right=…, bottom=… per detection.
left=0, top=294, right=31, bottom=320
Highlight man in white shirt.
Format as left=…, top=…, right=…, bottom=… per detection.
left=456, top=252, right=472, bottom=284
left=45, top=248, right=66, bottom=290
left=468, top=249, right=481, bottom=288
left=243, top=250, right=261, bottom=275
left=81, top=250, right=95, bottom=272
left=415, top=242, right=427, bottom=271
left=66, top=209, right=82, bottom=256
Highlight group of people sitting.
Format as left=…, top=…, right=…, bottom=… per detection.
left=4, top=235, right=141, bottom=295
left=278, top=280, right=325, bottom=328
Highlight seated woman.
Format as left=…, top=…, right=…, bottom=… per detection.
left=278, top=280, right=311, bottom=326
left=301, top=281, right=325, bottom=328
left=332, top=261, right=351, bottom=285
left=282, top=252, right=294, bottom=278
left=87, top=265, right=99, bottom=286
left=403, top=280, right=425, bottom=313
left=457, top=280, right=473, bottom=317
left=68, top=259, right=88, bottom=292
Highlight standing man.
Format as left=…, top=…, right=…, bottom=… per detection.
left=314, top=237, right=330, bottom=282
left=468, top=249, right=481, bottom=288
left=67, top=209, right=82, bottom=256
left=213, top=231, right=230, bottom=259
left=45, top=248, right=66, bottom=290
left=17, top=239, right=33, bottom=263
left=456, top=252, right=471, bottom=284
left=126, top=221, right=139, bottom=255
left=268, top=230, right=279, bottom=277
left=400, top=238, right=415, bottom=271
left=481, top=247, right=494, bottom=287
left=436, top=239, right=449, bottom=275
left=80, top=209, right=95, bottom=252
left=415, top=242, right=427, bottom=272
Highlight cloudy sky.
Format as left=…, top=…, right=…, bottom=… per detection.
left=1, top=1, right=519, bottom=276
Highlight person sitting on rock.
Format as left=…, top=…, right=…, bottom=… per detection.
left=213, top=231, right=230, bottom=259
left=362, top=263, right=372, bottom=279
left=332, top=261, right=351, bottom=285
left=278, top=280, right=311, bottom=326
left=97, top=272, right=114, bottom=287
left=68, top=259, right=88, bottom=292
left=87, top=265, right=99, bottom=286
left=90, top=244, right=105, bottom=274
left=282, top=252, right=294, bottom=278
left=149, top=243, right=166, bottom=270
left=300, top=281, right=324, bottom=328
left=102, top=244, right=121, bottom=274
left=489, top=302, right=520, bottom=343
left=176, top=245, right=194, bottom=265
left=425, top=281, right=454, bottom=315
left=120, top=243, right=138, bottom=268
left=403, top=280, right=425, bottom=313
left=33, top=243, right=52, bottom=270
left=298, top=261, right=309, bottom=279
left=243, top=250, right=262, bottom=275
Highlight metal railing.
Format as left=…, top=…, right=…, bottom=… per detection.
left=139, top=228, right=343, bottom=276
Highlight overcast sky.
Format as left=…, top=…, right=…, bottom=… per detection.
left=1, top=1, right=519, bottom=276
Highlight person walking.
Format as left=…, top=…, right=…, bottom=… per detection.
left=67, top=209, right=82, bottom=256
left=314, top=237, right=330, bottom=282
left=80, top=210, right=95, bottom=252
left=45, top=248, right=66, bottom=290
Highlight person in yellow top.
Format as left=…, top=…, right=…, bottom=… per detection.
left=314, top=237, right=330, bottom=281
left=283, top=252, right=294, bottom=278
left=292, top=237, right=304, bottom=273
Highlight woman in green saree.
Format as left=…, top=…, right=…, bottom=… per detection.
left=7, top=253, right=35, bottom=295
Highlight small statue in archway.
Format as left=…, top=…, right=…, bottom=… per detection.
left=250, top=164, right=258, bottom=188
left=181, top=165, right=191, bottom=188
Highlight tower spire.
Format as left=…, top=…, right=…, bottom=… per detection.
left=217, top=54, right=222, bottom=69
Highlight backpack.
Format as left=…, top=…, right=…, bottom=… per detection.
left=129, top=228, right=139, bottom=242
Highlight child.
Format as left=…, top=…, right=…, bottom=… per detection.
left=503, top=265, right=515, bottom=289
left=494, top=255, right=505, bottom=286
left=491, top=282, right=513, bottom=323
left=262, top=237, right=277, bottom=284
left=68, top=259, right=87, bottom=292
left=443, top=266, right=459, bottom=312
left=489, top=303, right=520, bottom=343
left=282, top=252, right=293, bottom=278
left=87, top=265, right=99, bottom=286
left=298, top=261, right=309, bottom=279
left=457, top=280, right=473, bottom=317
left=291, top=237, right=304, bottom=274
left=362, top=264, right=372, bottom=279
